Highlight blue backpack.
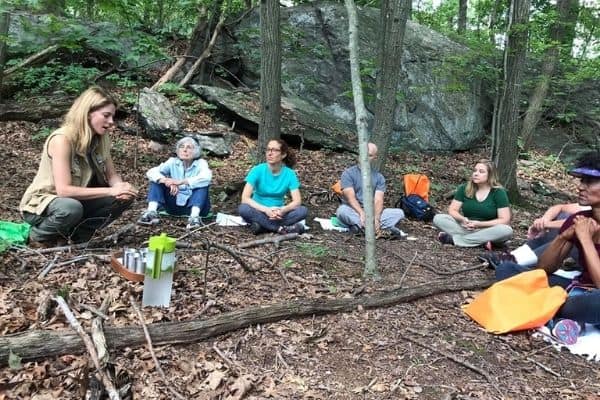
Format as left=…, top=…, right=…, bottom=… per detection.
left=396, top=194, right=436, bottom=221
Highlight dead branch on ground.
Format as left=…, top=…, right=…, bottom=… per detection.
left=54, top=296, right=121, bottom=400
left=238, top=233, right=299, bottom=249
left=1, top=277, right=493, bottom=365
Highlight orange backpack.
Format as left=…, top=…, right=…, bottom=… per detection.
left=403, top=174, right=430, bottom=202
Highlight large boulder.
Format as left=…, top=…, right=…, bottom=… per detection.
left=137, top=88, right=183, bottom=142
left=206, top=2, right=487, bottom=151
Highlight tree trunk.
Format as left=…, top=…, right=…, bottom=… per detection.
left=520, top=0, right=579, bottom=150
left=257, top=0, right=282, bottom=158
left=371, top=0, right=411, bottom=171
left=458, top=0, right=468, bottom=34
left=345, top=0, right=378, bottom=278
left=152, top=7, right=208, bottom=90
left=0, top=10, right=9, bottom=97
left=0, top=101, right=72, bottom=122
left=488, top=0, right=502, bottom=44
left=0, top=278, right=493, bottom=366
left=492, top=0, right=530, bottom=203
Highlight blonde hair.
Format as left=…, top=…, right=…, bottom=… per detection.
left=465, top=159, right=503, bottom=198
left=60, top=86, right=117, bottom=156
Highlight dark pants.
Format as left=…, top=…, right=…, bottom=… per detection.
left=527, top=212, right=580, bottom=263
left=24, top=196, right=133, bottom=243
left=495, top=261, right=600, bottom=324
left=147, top=182, right=210, bottom=217
left=238, top=203, right=307, bottom=232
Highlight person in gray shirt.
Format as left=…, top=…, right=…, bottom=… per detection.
left=336, top=143, right=406, bottom=238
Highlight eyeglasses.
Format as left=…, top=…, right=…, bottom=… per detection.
left=266, top=148, right=282, bottom=153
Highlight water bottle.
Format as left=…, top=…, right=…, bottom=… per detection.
left=142, top=233, right=176, bottom=307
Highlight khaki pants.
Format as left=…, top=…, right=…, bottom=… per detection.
left=433, top=213, right=513, bottom=247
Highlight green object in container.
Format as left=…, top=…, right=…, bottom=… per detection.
left=147, top=233, right=176, bottom=279
left=0, top=221, right=30, bottom=251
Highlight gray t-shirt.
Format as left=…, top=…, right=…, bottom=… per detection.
left=340, top=165, right=386, bottom=206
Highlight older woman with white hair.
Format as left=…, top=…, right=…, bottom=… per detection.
left=138, top=136, right=212, bottom=229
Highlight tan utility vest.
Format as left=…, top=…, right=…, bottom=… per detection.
left=20, top=131, right=109, bottom=215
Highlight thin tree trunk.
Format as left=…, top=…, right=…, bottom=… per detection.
left=521, top=0, right=579, bottom=150
left=257, top=0, right=282, bottom=158
left=492, top=0, right=530, bottom=203
left=0, top=278, right=493, bottom=366
left=371, top=0, right=411, bottom=171
left=458, top=0, right=468, bottom=34
left=488, top=0, right=502, bottom=44
left=345, top=0, right=378, bottom=279
left=0, top=10, right=9, bottom=97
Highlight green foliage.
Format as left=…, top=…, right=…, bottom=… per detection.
left=282, top=259, right=295, bottom=269
left=32, top=126, right=54, bottom=142
left=56, top=285, right=70, bottom=300
left=295, top=242, right=329, bottom=258
left=11, top=61, right=100, bottom=97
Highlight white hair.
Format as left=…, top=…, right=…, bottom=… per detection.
left=175, top=136, right=201, bottom=159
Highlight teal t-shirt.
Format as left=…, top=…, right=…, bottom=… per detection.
left=454, top=183, right=510, bottom=221
left=245, top=163, right=300, bottom=207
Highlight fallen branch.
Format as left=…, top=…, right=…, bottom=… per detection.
left=399, top=328, right=499, bottom=393
left=54, top=297, right=121, bottom=400
left=0, top=277, right=494, bottom=365
left=38, top=255, right=91, bottom=279
left=179, top=13, right=226, bottom=86
left=4, top=44, right=60, bottom=77
left=238, top=233, right=299, bottom=249
left=130, top=296, right=186, bottom=400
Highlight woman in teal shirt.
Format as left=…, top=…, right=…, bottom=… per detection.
left=433, top=159, right=513, bottom=248
left=238, top=139, right=307, bottom=234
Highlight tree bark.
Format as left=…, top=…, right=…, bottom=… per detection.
left=345, top=0, right=378, bottom=278
left=151, top=7, right=208, bottom=90
left=0, top=277, right=493, bottom=366
left=0, top=101, right=72, bottom=121
left=179, top=13, right=226, bottom=87
left=257, top=0, right=282, bottom=158
left=491, top=0, right=530, bottom=203
left=0, top=10, right=9, bottom=97
left=371, top=0, right=411, bottom=171
left=520, top=0, right=579, bottom=150
left=458, top=0, right=468, bottom=34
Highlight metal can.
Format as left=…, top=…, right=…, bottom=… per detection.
left=128, top=251, right=139, bottom=272
left=135, top=253, right=144, bottom=274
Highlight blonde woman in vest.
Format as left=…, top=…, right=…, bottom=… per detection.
left=20, top=86, right=138, bottom=247
left=433, top=159, right=513, bottom=248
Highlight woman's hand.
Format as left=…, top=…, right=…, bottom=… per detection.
left=267, top=208, right=283, bottom=220
left=461, top=217, right=476, bottom=230
left=112, top=182, right=138, bottom=200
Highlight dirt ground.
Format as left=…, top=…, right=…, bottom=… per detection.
left=0, top=114, right=598, bottom=400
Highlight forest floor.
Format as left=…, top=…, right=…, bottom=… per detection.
left=0, top=110, right=598, bottom=400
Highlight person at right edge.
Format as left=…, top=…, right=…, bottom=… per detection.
left=495, top=151, right=600, bottom=345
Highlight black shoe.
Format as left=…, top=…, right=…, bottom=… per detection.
left=388, top=227, right=408, bottom=240
left=279, top=223, right=305, bottom=235
left=477, top=251, right=516, bottom=269
left=250, top=222, right=263, bottom=235
left=437, top=232, right=454, bottom=245
left=348, top=225, right=363, bottom=235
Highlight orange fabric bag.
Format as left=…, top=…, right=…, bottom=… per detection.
left=403, top=174, right=430, bottom=202
left=463, top=270, right=567, bottom=334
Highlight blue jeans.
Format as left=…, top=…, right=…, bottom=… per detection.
left=147, top=182, right=210, bottom=216
left=495, top=261, right=600, bottom=324
left=238, top=203, right=308, bottom=232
